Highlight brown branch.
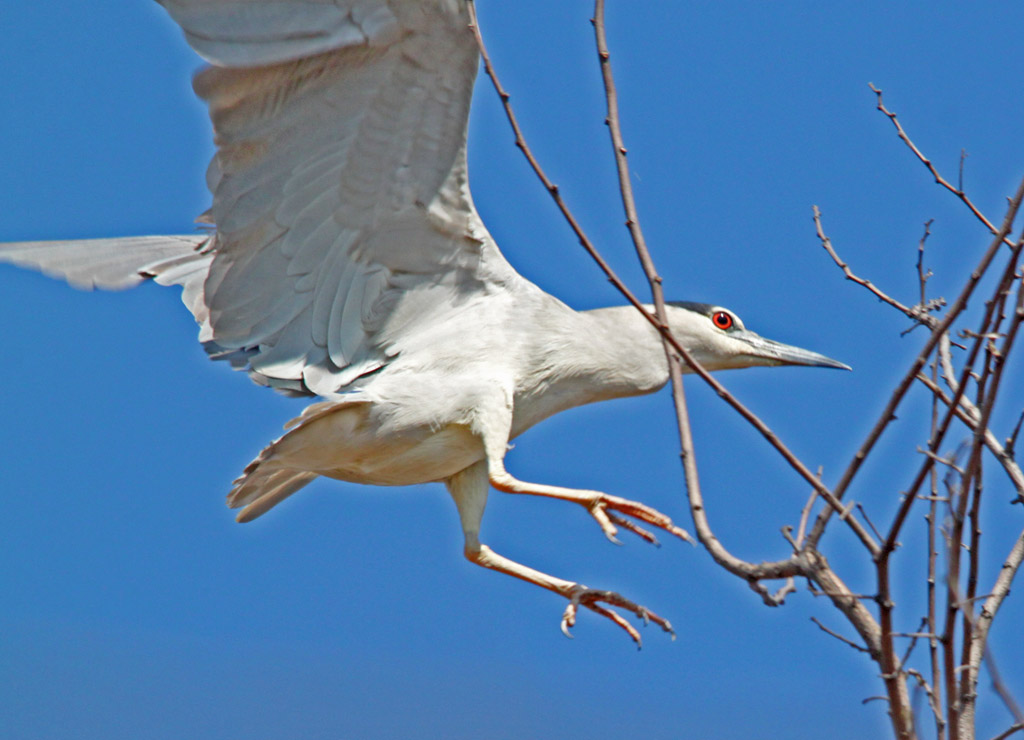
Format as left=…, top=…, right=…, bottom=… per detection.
left=907, top=667, right=947, bottom=735
left=1007, top=409, right=1024, bottom=461
left=857, top=502, right=885, bottom=543
left=469, top=3, right=869, bottom=561
left=929, top=337, right=1024, bottom=494
left=928, top=357, right=947, bottom=740
left=869, top=84, right=1014, bottom=248
left=807, top=173, right=1024, bottom=551
left=900, top=617, right=931, bottom=668
left=588, top=0, right=882, bottom=589
left=811, top=616, right=870, bottom=653
left=957, top=271, right=1024, bottom=734
left=589, top=0, right=693, bottom=555
left=795, top=479, right=820, bottom=547
left=918, top=219, right=936, bottom=308
left=813, top=206, right=923, bottom=322
left=991, top=724, right=1024, bottom=740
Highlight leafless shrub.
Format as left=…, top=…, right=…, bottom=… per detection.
left=470, top=2, right=1024, bottom=738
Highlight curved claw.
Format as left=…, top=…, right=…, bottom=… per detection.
left=584, top=495, right=694, bottom=547
left=560, top=602, right=577, bottom=638
left=587, top=503, right=623, bottom=544
left=558, top=584, right=675, bottom=647
left=606, top=512, right=660, bottom=546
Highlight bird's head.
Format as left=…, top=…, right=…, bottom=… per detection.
left=664, top=301, right=850, bottom=372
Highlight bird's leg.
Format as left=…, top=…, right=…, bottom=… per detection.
left=467, top=394, right=691, bottom=544
left=488, top=464, right=693, bottom=546
left=468, top=542, right=674, bottom=646
left=470, top=396, right=692, bottom=547
left=446, top=461, right=673, bottom=646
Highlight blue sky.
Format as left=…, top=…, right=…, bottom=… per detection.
left=2, top=3, right=1023, bottom=739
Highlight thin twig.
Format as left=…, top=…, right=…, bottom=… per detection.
left=984, top=643, right=1024, bottom=727
left=916, top=219, right=938, bottom=316
left=811, top=616, right=870, bottom=653
left=907, top=667, right=946, bottom=733
left=900, top=617, right=931, bottom=667
left=590, top=0, right=694, bottom=555
left=858, top=503, right=885, bottom=543
left=927, top=354, right=945, bottom=740
left=469, top=1, right=869, bottom=560
left=808, top=175, right=1024, bottom=552
left=991, top=724, right=1024, bottom=740
left=869, top=84, right=1013, bottom=248
left=814, top=206, right=923, bottom=321
left=918, top=448, right=966, bottom=475
left=1007, top=409, right=1024, bottom=461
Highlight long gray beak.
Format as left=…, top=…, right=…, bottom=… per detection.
left=735, top=330, right=851, bottom=370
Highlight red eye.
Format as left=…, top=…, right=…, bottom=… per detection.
left=712, top=311, right=733, bottom=330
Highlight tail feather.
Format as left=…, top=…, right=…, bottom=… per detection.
left=227, top=399, right=366, bottom=521
left=227, top=411, right=320, bottom=521
left=232, top=469, right=318, bottom=523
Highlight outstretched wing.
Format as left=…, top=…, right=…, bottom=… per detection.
left=0, top=1, right=525, bottom=398
left=165, top=0, right=524, bottom=396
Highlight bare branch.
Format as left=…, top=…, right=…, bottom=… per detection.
left=589, top=0, right=694, bottom=557
left=907, top=667, right=947, bottom=734
left=869, top=84, right=1014, bottom=248
left=811, top=616, right=871, bottom=653
left=1007, top=409, right=1024, bottom=461
left=807, top=174, right=1024, bottom=550
left=917, top=219, right=938, bottom=313
left=858, top=502, right=885, bottom=543
left=917, top=374, right=1024, bottom=495
left=984, top=644, right=1024, bottom=729
left=927, top=356, right=946, bottom=740
left=814, top=205, right=924, bottom=322
left=471, top=0, right=874, bottom=559
left=991, top=724, right=1024, bottom=740
left=901, top=617, right=931, bottom=667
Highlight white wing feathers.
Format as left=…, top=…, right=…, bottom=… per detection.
left=1, top=1, right=523, bottom=398
left=0, top=235, right=209, bottom=292
left=191, top=0, right=514, bottom=397
left=159, top=0, right=402, bottom=67
left=0, top=233, right=218, bottom=348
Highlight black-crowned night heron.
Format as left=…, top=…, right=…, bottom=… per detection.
left=0, top=0, right=846, bottom=642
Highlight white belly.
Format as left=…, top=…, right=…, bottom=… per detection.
left=267, top=398, right=486, bottom=487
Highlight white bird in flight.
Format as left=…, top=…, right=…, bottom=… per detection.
left=0, top=0, right=846, bottom=644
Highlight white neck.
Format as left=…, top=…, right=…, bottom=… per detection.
left=510, top=304, right=669, bottom=436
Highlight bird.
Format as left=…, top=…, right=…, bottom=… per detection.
left=0, top=0, right=847, bottom=644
